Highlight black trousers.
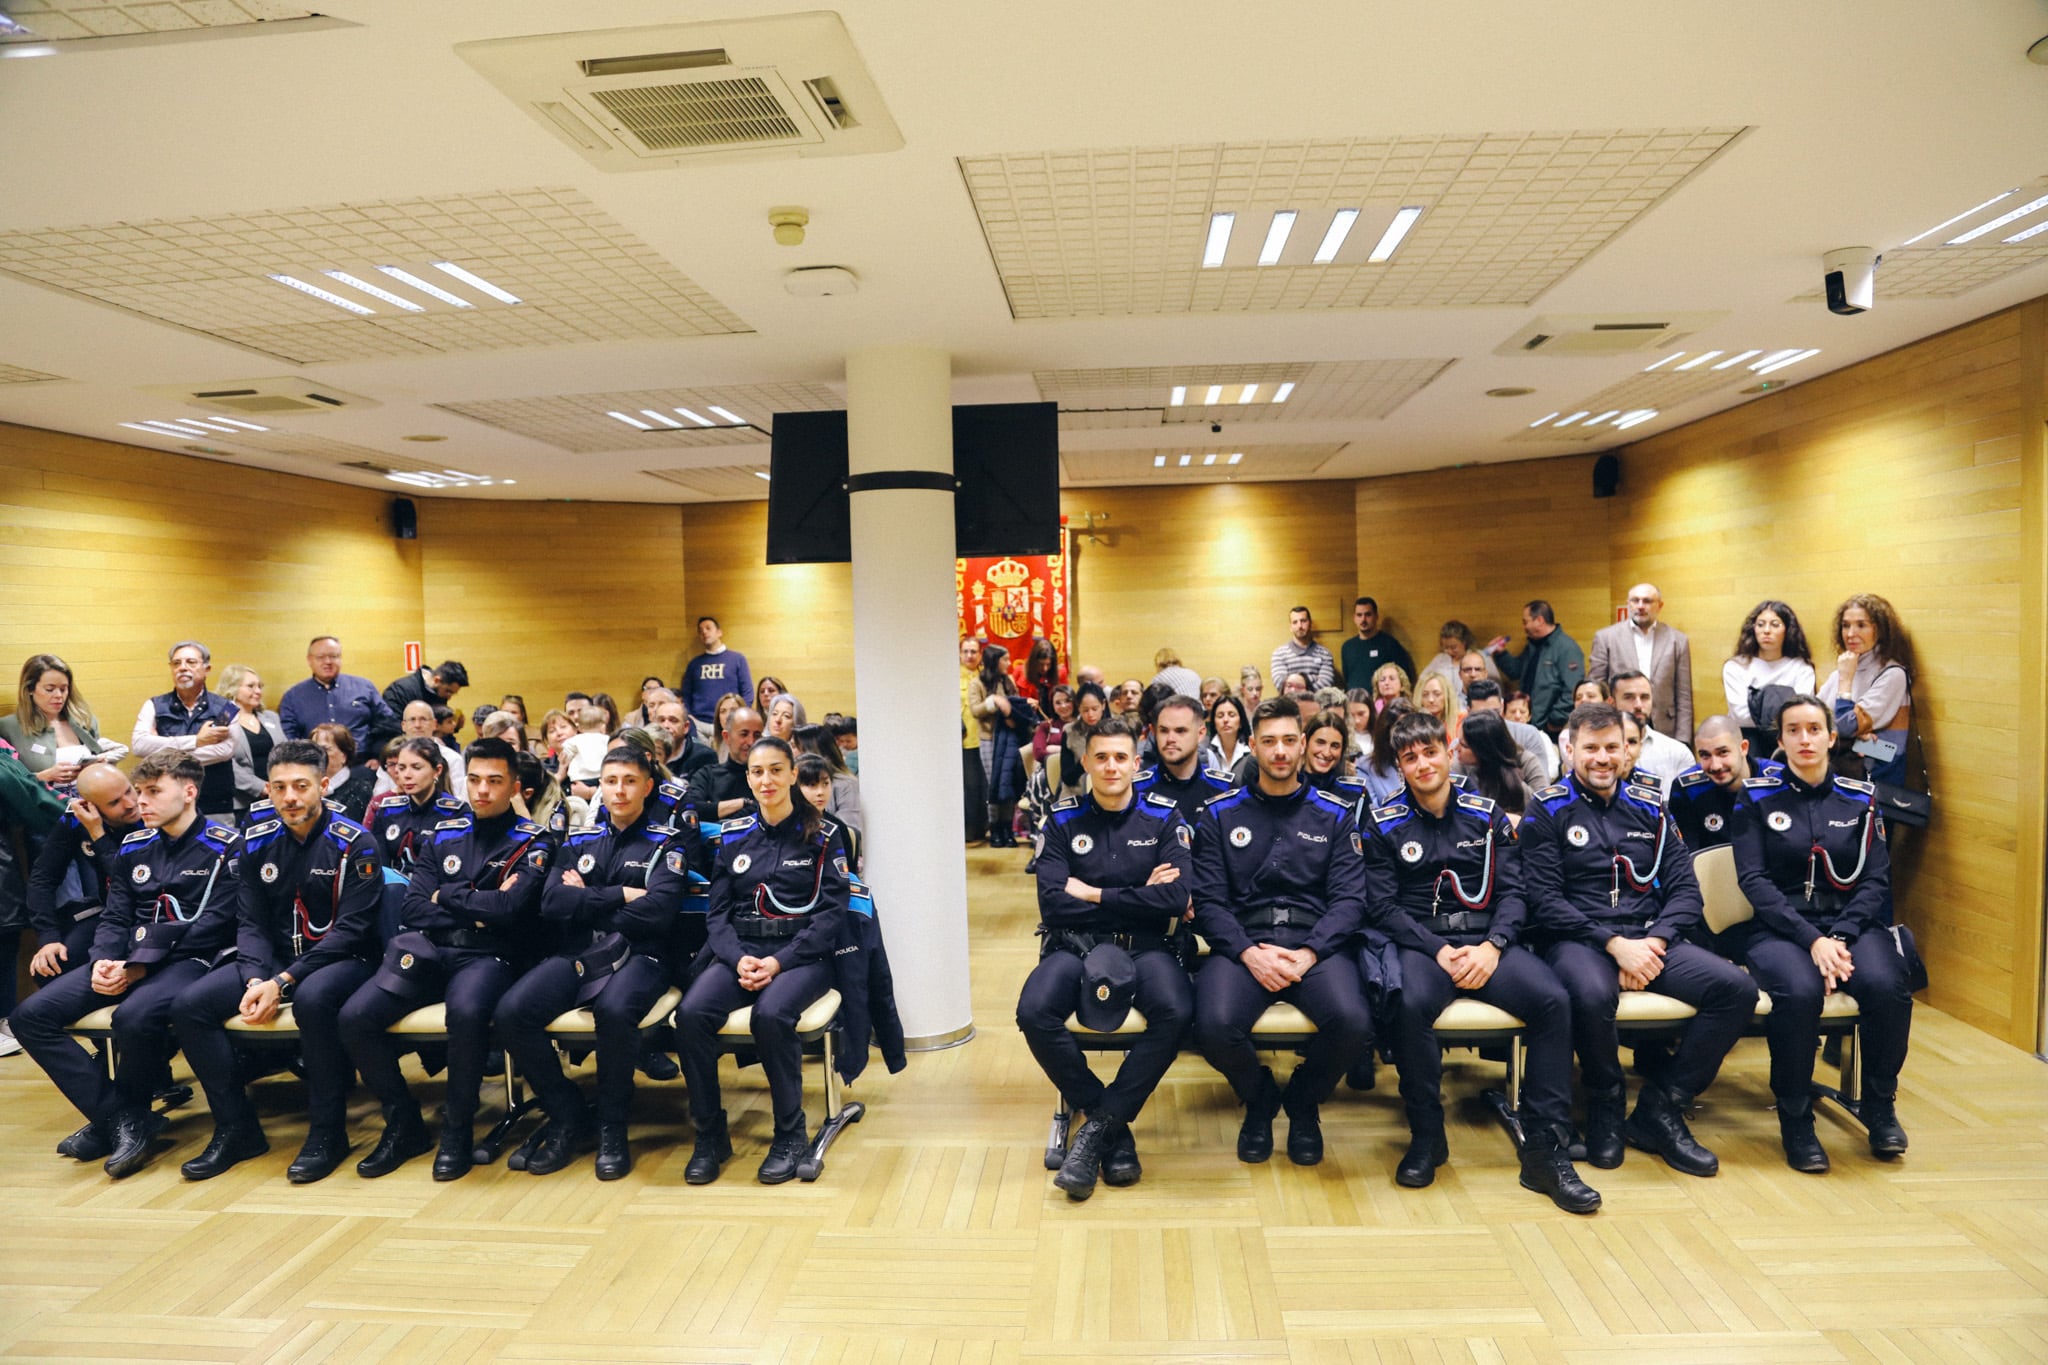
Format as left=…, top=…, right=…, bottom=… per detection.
left=1191, top=951, right=1372, bottom=1104
left=962, top=748, right=988, bottom=842
left=1544, top=939, right=1758, bottom=1098
left=12, top=956, right=208, bottom=1124
left=173, top=957, right=373, bottom=1133
left=1394, top=944, right=1574, bottom=1134
left=1745, top=930, right=1913, bottom=1101
left=675, top=955, right=833, bottom=1134
left=337, top=947, right=516, bottom=1131
left=37, top=916, right=100, bottom=977
left=496, top=953, right=672, bottom=1126
left=1015, top=947, right=1191, bottom=1125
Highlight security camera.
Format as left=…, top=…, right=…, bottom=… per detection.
left=1822, top=247, right=1879, bottom=315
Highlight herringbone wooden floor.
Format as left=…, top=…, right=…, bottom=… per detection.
left=4, top=847, right=2046, bottom=1363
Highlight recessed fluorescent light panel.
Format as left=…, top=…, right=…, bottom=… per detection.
left=1273, top=382, right=1295, bottom=402
left=1527, top=408, right=1659, bottom=431
left=432, top=261, right=522, bottom=304
left=707, top=406, right=748, bottom=426
left=1946, top=193, right=2048, bottom=245
left=1226, top=451, right=1243, bottom=464
left=608, top=411, right=652, bottom=430
left=1639, top=349, right=1821, bottom=377
left=1313, top=209, right=1359, bottom=263
left=753, top=470, right=771, bottom=481
left=376, top=266, right=474, bottom=308
left=270, top=274, right=375, bottom=316
left=322, top=271, right=424, bottom=312
left=1202, top=213, right=1234, bottom=268
left=1901, top=189, right=2018, bottom=246
left=387, top=468, right=511, bottom=489
left=1203, top=385, right=1223, bottom=405
left=1367, top=207, right=1424, bottom=262
left=1257, top=211, right=1297, bottom=266
left=1169, top=385, right=1187, bottom=406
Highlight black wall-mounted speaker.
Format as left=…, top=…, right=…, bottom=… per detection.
left=390, top=497, right=418, bottom=540
left=1592, top=454, right=1621, bottom=499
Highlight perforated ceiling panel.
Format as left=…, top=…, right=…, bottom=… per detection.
left=0, top=1, right=310, bottom=42
left=961, top=128, right=1746, bottom=318
left=1037, top=358, right=1453, bottom=428
left=642, top=464, right=772, bottom=498
left=201, top=430, right=447, bottom=472
left=435, top=380, right=842, bottom=453
left=1062, top=445, right=1341, bottom=483
left=0, top=188, right=750, bottom=364
left=1562, top=365, right=1754, bottom=414
left=0, top=363, right=64, bottom=383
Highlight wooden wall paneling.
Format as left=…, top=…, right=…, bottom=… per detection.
left=680, top=501, right=856, bottom=717
left=2017, top=300, right=2047, bottom=1056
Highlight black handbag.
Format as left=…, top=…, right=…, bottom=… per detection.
left=1747, top=682, right=1800, bottom=735
left=1867, top=680, right=1931, bottom=829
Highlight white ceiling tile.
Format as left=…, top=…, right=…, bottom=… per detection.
left=434, top=380, right=841, bottom=454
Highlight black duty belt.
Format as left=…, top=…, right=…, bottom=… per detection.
left=1419, top=909, right=1493, bottom=936
left=1239, top=904, right=1323, bottom=931
left=734, top=913, right=804, bottom=942
left=1041, top=926, right=1176, bottom=957
left=426, top=927, right=510, bottom=952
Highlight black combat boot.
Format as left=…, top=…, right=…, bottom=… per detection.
left=357, top=1105, right=432, bottom=1178
left=758, top=1114, right=810, bottom=1185
left=1624, top=1083, right=1719, bottom=1177
left=103, top=1106, right=168, bottom=1179
left=1101, top=1124, right=1141, bottom=1187
left=1236, top=1069, right=1282, bottom=1163
left=288, top=1128, right=350, bottom=1184
left=432, top=1120, right=474, bottom=1181
left=1281, top=1071, right=1324, bottom=1167
left=594, top=1123, right=632, bottom=1181
left=1582, top=1083, right=1627, bottom=1169
left=1862, top=1093, right=1908, bottom=1158
left=180, top=1120, right=269, bottom=1181
left=1519, top=1124, right=1602, bottom=1214
left=57, top=1120, right=112, bottom=1161
left=684, top=1112, right=732, bottom=1185
left=1776, top=1093, right=1830, bottom=1173
left=1053, top=1115, right=1120, bottom=1201
left=524, top=1110, right=594, bottom=1176
left=1396, top=1107, right=1449, bottom=1188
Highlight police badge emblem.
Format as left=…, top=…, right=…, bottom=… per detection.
left=1567, top=826, right=1591, bottom=847
left=261, top=862, right=279, bottom=883
left=1177, top=825, right=1192, bottom=848
left=1767, top=811, right=1792, bottom=831
left=1400, top=840, right=1423, bottom=863
left=1704, top=814, right=1724, bottom=832
left=1071, top=834, right=1094, bottom=855
left=132, top=865, right=151, bottom=884
left=1095, top=984, right=1111, bottom=1002
left=667, top=850, right=684, bottom=873
left=1229, top=826, right=1252, bottom=848
left=577, top=854, right=596, bottom=874
left=135, top=925, right=147, bottom=942
left=443, top=854, right=461, bottom=874
left=574, top=960, right=585, bottom=976
left=399, top=953, right=415, bottom=970
left=733, top=854, right=752, bottom=875
left=386, top=825, right=399, bottom=840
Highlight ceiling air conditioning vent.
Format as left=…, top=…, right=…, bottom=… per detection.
left=141, top=376, right=379, bottom=417
left=1494, top=312, right=1726, bottom=358
left=456, top=13, right=903, bottom=171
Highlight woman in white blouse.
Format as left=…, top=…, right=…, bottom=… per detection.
left=1722, top=599, right=1817, bottom=753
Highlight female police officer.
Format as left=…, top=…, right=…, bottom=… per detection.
left=674, top=734, right=850, bottom=1185
left=1731, top=694, right=1913, bottom=1171
left=365, top=737, right=464, bottom=874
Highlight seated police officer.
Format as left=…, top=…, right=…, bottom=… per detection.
left=1522, top=702, right=1757, bottom=1177
left=495, top=745, right=708, bottom=1181
left=366, top=736, right=466, bottom=874
left=1731, top=695, right=1913, bottom=1170
left=27, top=763, right=141, bottom=981
left=1668, top=715, right=1781, bottom=851
left=1016, top=712, right=1192, bottom=1201
left=1133, top=695, right=1235, bottom=821
left=1189, top=696, right=1373, bottom=1166
left=14, top=751, right=240, bottom=1177
left=337, top=737, right=550, bottom=1181
left=675, top=735, right=850, bottom=1185
left=1359, top=711, right=1600, bottom=1213
left=170, top=740, right=384, bottom=1182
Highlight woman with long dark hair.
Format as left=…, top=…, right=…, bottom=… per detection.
left=1301, top=710, right=1356, bottom=795
left=1724, top=600, right=1816, bottom=752
left=1024, top=638, right=1060, bottom=707
left=1361, top=699, right=1414, bottom=807
left=674, top=735, right=851, bottom=1185
left=1455, top=709, right=1528, bottom=821
left=1204, top=693, right=1252, bottom=781
left=1818, top=593, right=1915, bottom=786
left=366, top=736, right=463, bottom=872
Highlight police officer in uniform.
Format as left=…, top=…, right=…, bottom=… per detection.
left=495, top=744, right=709, bottom=1181
left=1668, top=716, right=1781, bottom=851
left=367, top=736, right=466, bottom=873
left=337, top=737, right=550, bottom=1181
left=26, top=763, right=141, bottom=980
left=1017, top=712, right=1193, bottom=1201
left=1732, top=695, right=1913, bottom=1169
left=1522, top=702, right=1758, bottom=1177
left=1360, top=711, right=1600, bottom=1212
left=170, top=740, right=385, bottom=1181
left=1133, top=695, right=1235, bottom=821
left=13, top=751, right=240, bottom=1177
left=675, top=735, right=850, bottom=1185
left=1188, top=696, right=1373, bottom=1166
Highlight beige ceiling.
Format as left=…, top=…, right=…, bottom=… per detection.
left=3, top=1, right=2047, bottom=503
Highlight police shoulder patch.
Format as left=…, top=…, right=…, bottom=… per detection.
left=1134, top=768, right=1157, bottom=784
left=1534, top=783, right=1569, bottom=802
left=647, top=821, right=680, bottom=840
left=1834, top=776, right=1876, bottom=796
left=330, top=815, right=368, bottom=843
left=1369, top=801, right=1410, bottom=826
left=432, top=793, right=467, bottom=812
left=1140, top=792, right=1178, bottom=815
left=1050, top=796, right=1081, bottom=814
left=1456, top=792, right=1497, bottom=815
left=1202, top=766, right=1236, bottom=785
left=1622, top=782, right=1663, bottom=808
left=1674, top=768, right=1712, bottom=789
left=1307, top=788, right=1351, bottom=814
left=512, top=818, right=543, bottom=838
left=243, top=818, right=282, bottom=841
left=121, top=827, right=158, bottom=847
left=721, top=815, right=758, bottom=836
left=1448, top=772, right=1472, bottom=790
left=322, top=798, right=346, bottom=812
left=1743, top=772, right=1785, bottom=790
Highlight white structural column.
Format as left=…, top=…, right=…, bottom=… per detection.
left=844, top=345, right=973, bottom=1048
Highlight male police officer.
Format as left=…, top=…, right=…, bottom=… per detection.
left=1360, top=711, right=1600, bottom=1213
left=1522, top=703, right=1757, bottom=1177
left=1133, top=695, right=1236, bottom=821
left=1189, top=696, right=1373, bottom=1166
left=27, top=763, right=141, bottom=980
left=1668, top=715, right=1782, bottom=851
left=171, top=740, right=385, bottom=1182
left=1017, top=713, right=1193, bottom=1201
left=337, top=737, right=549, bottom=1181
left=14, top=751, right=240, bottom=1177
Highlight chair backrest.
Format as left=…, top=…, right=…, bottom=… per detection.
left=377, top=867, right=409, bottom=945
left=1693, top=843, right=1754, bottom=935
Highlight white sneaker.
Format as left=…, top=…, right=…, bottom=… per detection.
left=0, top=1020, right=21, bottom=1057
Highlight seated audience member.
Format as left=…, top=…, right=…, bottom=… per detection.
left=824, top=713, right=859, bottom=775
left=1151, top=647, right=1203, bottom=699
left=766, top=693, right=806, bottom=742
left=132, top=641, right=240, bottom=817
left=754, top=676, right=787, bottom=718
left=1041, top=684, right=1103, bottom=805
left=338, top=738, right=548, bottom=1182
left=512, top=749, right=570, bottom=835
left=13, top=751, right=241, bottom=1178
left=559, top=706, right=613, bottom=801
left=1522, top=703, right=1757, bottom=1178
left=1412, top=671, right=1462, bottom=747
left=1456, top=652, right=1492, bottom=709
left=1110, top=678, right=1144, bottom=716
left=1300, top=710, right=1362, bottom=799
left=1610, top=671, right=1693, bottom=786
left=27, top=763, right=141, bottom=983
left=1137, top=680, right=1181, bottom=735
left=1135, top=695, right=1236, bottom=820
left=793, top=724, right=864, bottom=834
left=1486, top=601, right=1587, bottom=738
left=1280, top=672, right=1313, bottom=701
left=4, top=654, right=126, bottom=791
left=1722, top=600, right=1816, bottom=753
left=1817, top=592, right=1914, bottom=788
left=649, top=690, right=717, bottom=780
left=1074, top=663, right=1107, bottom=691
left=1359, top=699, right=1415, bottom=808
left=217, top=665, right=285, bottom=816
left=383, top=659, right=468, bottom=717
left=1017, top=713, right=1192, bottom=1200
left=496, top=744, right=710, bottom=1181
left=374, top=700, right=465, bottom=801
left=1189, top=698, right=1373, bottom=1168
left=1199, top=677, right=1228, bottom=715
left=1311, top=685, right=1347, bottom=714
left=366, top=736, right=464, bottom=874
left=1454, top=710, right=1531, bottom=821
left=1462, top=680, right=1556, bottom=788
left=797, top=756, right=862, bottom=872
left=1359, top=711, right=1598, bottom=1212
left=1667, top=715, right=1779, bottom=851
left=675, top=737, right=851, bottom=1185
left=539, top=708, right=575, bottom=775
left=1204, top=693, right=1254, bottom=784
left=621, top=675, right=669, bottom=731
left=1033, top=686, right=1077, bottom=769
left=170, top=740, right=385, bottom=1183
left=1731, top=696, right=1913, bottom=1169
left=1369, top=663, right=1411, bottom=714
left=1344, top=689, right=1375, bottom=758
left=1572, top=678, right=1612, bottom=707
left=1236, top=666, right=1264, bottom=710
left=436, top=705, right=467, bottom=746
left=1504, top=694, right=1534, bottom=727
left=692, top=707, right=765, bottom=822
left=475, top=707, right=523, bottom=743
left=310, top=723, right=377, bottom=823
left=279, top=637, right=400, bottom=753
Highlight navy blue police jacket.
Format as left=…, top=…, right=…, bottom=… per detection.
left=647, top=774, right=695, bottom=826
left=1132, top=762, right=1237, bottom=824
left=1035, top=790, right=1192, bottom=940
left=1189, top=781, right=1368, bottom=961
left=94, top=815, right=241, bottom=964
left=1667, top=761, right=1782, bottom=850
left=27, top=809, right=137, bottom=949
left=400, top=809, right=550, bottom=949
left=366, top=790, right=468, bottom=874
left=1730, top=768, right=1890, bottom=946
left=236, top=807, right=384, bottom=981
left=1360, top=787, right=1527, bottom=957
left=1521, top=774, right=1702, bottom=948
left=705, top=811, right=849, bottom=969
left=544, top=807, right=711, bottom=958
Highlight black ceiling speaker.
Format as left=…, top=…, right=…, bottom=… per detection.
left=390, top=497, right=418, bottom=539
left=1592, top=454, right=1620, bottom=499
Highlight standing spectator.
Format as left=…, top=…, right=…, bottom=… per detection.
left=1024, top=639, right=1061, bottom=707
left=1723, top=600, right=1817, bottom=752
left=1339, top=597, right=1414, bottom=689
left=1611, top=671, right=1694, bottom=785
left=1270, top=606, right=1337, bottom=692
left=1150, top=647, right=1203, bottom=699
left=1486, top=601, right=1587, bottom=737
left=1205, top=693, right=1253, bottom=782
left=309, top=723, right=376, bottom=822
left=1417, top=621, right=1499, bottom=704
left=1589, top=583, right=1694, bottom=741
left=132, top=640, right=240, bottom=816
left=753, top=676, right=787, bottom=718
left=971, top=644, right=1028, bottom=847
left=766, top=693, right=806, bottom=742
left=961, top=638, right=988, bottom=844
left=382, top=659, right=468, bottom=716
left=0, top=743, right=64, bottom=1055
left=216, top=664, right=285, bottom=816
left=621, top=675, right=668, bottom=731
left=1237, top=666, right=1264, bottom=711
left=1818, top=592, right=1915, bottom=786
left=682, top=617, right=753, bottom=727
left=1, top=654, right=125, bottom=789
left=278, top=636, right=400, bottom=752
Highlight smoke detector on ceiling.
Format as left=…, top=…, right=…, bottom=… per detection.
left=785, top=266, right=858, bottom=297
left=456, top=12, right=903, bottom=171
left=141, top=376, right=379, bottom=417
left=1494, top=312, right=1726, bottom=358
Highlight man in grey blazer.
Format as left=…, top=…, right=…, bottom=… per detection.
left=1588, top=583, right=1693, bottom=741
